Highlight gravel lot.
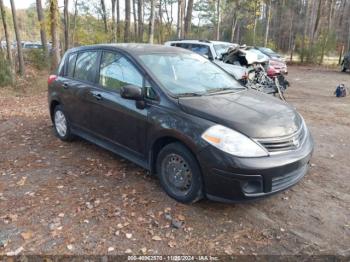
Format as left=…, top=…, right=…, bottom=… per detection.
left=0, top=66, right=349, bottom=256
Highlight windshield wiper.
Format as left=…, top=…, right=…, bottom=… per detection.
left=176, top=92, right=203, bottom=97
left=205, top=87, right=237, bottom=94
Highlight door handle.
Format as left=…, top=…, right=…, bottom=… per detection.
left=92, top=93, right=103, bottom=100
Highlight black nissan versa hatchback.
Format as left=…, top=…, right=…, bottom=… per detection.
left=48, top=44, right=314, bottom=203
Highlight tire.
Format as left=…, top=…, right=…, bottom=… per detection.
left=156, top=142, right=203, bottom=203
left=53, top=105, right=74, bottom=141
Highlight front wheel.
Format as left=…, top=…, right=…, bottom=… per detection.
left=156, top=143, right=203, bottom=203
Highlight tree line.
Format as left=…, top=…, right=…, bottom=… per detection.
left=0, top=0, right=349, bottom=82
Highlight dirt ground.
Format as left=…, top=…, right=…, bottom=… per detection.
left=0, top=66, right=349, bottom=256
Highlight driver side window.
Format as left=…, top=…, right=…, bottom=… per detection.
left=99, top=51, right=143, bottom=91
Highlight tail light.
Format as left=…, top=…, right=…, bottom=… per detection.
left=48, top=75, right=57, bottom=85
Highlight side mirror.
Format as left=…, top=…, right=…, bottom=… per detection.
left=120, top=84, right=143, bottom=101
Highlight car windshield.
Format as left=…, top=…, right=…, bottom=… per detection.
left=214, top=44, right=235, bottom=56
left=139, top=53, right=243, bottom=96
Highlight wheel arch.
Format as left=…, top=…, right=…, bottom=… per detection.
left=49, top=100, right=61, bottom=122
left=149, top=133, right=202, bottom=176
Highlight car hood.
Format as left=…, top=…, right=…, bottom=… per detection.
left=178, top=89, right=301, bottom=138
left=213, top=61, right=247, bottom=80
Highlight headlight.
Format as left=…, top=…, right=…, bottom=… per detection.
left=201, top=125, right=268, bottom=157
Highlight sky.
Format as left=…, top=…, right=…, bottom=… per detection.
left=3, top=0, right=117, bottom=11
left=4, top=0, right=38, bottom=9
left=2, top=0, right=186, bottom=26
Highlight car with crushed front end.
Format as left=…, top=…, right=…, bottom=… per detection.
left=255, top=46, right=288, bottom=74
left=164, top=40, right=248, bottom=84
left=48, top=44, right=314, bottom=203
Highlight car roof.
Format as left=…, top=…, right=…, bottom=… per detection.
left=67, top=43, right=191, bottom=55
left=165, top=40, right=236, bottom=46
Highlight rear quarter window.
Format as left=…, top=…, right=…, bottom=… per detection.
left=67, top=53, right=77, bottom=78
left=73, top=51, right=99, bottom=83
left=57, top=53, right=67, bottom=76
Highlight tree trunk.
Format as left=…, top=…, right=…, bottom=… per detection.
left=36, top=0, right=48, bottom=58
left=252, top=0, right=258, bottom=45
left=236, top=21, right=240, bottom=43
left=346, top=0, right=350, bottom=51
left=71, top=0, right=79, bottom=46
left=184, top=0, right=194, bottom=38
left=300, top=0, right=310, bottom=63
left=308, top=0, right=322, bottom=56
left=133, top=0, right=138, bottom=41
left=137, top=0, right=144, bottom=41
left=158, top=0, right=163, bottom=43
left=9, top=0, right=25, bottom=76
left=264, top=0, right=271, bottom=47
left=101, top=0, right=108, bottom=33
left=177, top=0, right=184, bottom=39
left=50, top=0, right=60, bottom=70
left=0, top=0, right=13, bottom=68
left=63, top=0, right=69, bottom=51
left=320, top=0, right=334, bottom=64
left=230, top=13, right=237, bottom=43
left=124, top=0, right=131, bottom=42
left=148, top=0, right=155, bottom=43
left=116, top=0, right=120, bottom=39
left=216, top=0, right=221, bottom=41
left=111, top=0, right=117, bottom=42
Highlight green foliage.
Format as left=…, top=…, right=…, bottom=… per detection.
left=0, top=51, right=13, bottom=87
left=24, top=49, right=48, bottom=70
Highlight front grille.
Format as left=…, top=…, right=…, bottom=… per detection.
left=271, top=165, right=308, bottom=191
left=256, top=125, right=306, bottom=154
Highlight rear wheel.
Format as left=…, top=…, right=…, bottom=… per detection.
left=156, top=143, right=203, bottom=203
left=53, top=105, right=74, bottom=141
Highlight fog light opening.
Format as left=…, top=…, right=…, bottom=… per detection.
left=242, top=180, right=263, bottom=194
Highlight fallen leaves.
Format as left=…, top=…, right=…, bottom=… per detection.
left=16, top=177, right=27, bottom=186
left=177, top=214, right=185, bottom=221
left=168, top=241, right=176, bottom=248
left=6, top=247, right=24, bottom=256
left=152, top=235, right=162, bottom=241
left=224, top=246, right=234, bottom=255
left=21, top=231, right=33, bottom=240
left=140, top=247, right=147, bottom=254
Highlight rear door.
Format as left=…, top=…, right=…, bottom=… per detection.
left=64, top=50, right=100, bottom=130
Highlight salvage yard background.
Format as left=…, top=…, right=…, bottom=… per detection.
left=0, top=66, right=349, bottom=255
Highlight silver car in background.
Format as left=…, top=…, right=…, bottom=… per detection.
left=164, top=40, right=247, bottom=83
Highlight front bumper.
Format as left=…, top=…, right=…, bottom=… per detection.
left=197, top=133, right=314, bottom=202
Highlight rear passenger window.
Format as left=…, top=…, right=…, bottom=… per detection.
left=74, top=51, right=99, bottom=82
left=67, top=53, right=77, bottom=78
left=191, top=44, right=210, bottom=57
left=57, top=53, right=67, bottom=76
left=99, top=52, right=143, bottom=91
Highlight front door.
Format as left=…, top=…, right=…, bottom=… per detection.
left=86, top=51, right=148, bottom=158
